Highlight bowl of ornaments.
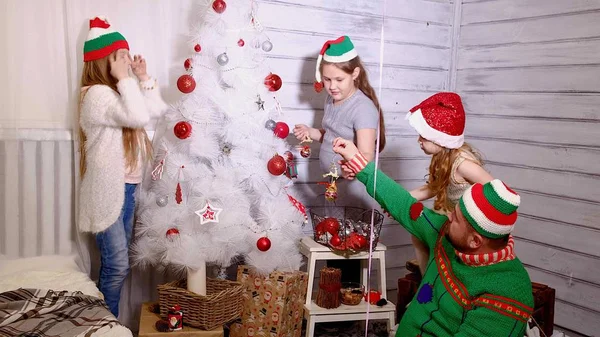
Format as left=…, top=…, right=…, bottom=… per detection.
left=310, top=206, right=384, bottom=255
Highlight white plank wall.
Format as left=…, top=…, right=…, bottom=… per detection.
left=259, top=0, right=455, bottom=302
left=457, top=0, right=600, bottom=335
left=0, top=139, right=75, bottom=258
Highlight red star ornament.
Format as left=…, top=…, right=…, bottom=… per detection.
left=195, top=200, right=223, bottom=224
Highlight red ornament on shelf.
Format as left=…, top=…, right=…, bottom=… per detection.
left=177, top=74, right=196, bottom=94
left=174, top=121, right=192, bottom=139
left=364, top=290, right=382, bottom=305
left=314, top=81, right=324, bottom=93
left=319, top=218, right=340, bottom=235
left=257, top=237, right=271, bottom=252
left=273, top=122, right=289, bottom=138
left=329, top=234, right=342, bottom=247
left=264, top=73, right=282, bottom=92
left=267, top=154, right=286, bottom=176
left=194, top=44, right=201, bottom=52
left=184, top=58, right=192, bottom=71
left=212, top=0, right=227, bottom=13
left=238, top=39, right=245, bottom=47
left=166, top=228, right=179, bottom=239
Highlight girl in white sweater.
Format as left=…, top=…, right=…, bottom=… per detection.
left=78, top=17, right=168, bottom=317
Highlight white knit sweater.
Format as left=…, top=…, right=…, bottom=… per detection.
left=78, top=77, right=168, bottom=233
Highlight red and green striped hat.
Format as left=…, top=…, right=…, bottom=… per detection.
left=83, top=17, right=129, bottom=62
left=459, top=179, right=520, bottom=239
left=315, top=35, right=358, bottom=84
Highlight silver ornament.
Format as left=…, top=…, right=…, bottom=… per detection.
left=262, top=40, right=273, bottom=52
left=265, top=119, right=276, bottom=130
left=217, top=52, right=229, bottom=66
left=156, top=196, right=168, bottom=207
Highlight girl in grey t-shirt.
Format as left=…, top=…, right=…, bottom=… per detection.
left=292, top=35, right=386, bottom=283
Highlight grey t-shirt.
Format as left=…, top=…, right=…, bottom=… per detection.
left=319, top=90, right=379, bottom=173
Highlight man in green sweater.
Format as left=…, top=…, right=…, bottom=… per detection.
left=333, top=138, right=534, bottom=337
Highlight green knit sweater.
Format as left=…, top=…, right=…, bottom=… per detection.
left=356, top=162, right=534, bottom=337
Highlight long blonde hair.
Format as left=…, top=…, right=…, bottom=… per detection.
left=428, top=143, right=483, bottom=212
left=79, top=52, right=152, bottom=178
left=321, top=57, right=386, bottom=152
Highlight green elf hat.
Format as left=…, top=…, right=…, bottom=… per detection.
left=83, top=17, right=129, bottom=62
left=314, top=36, right=358, bottom=91
left=459, top=179, right=521, bottom=239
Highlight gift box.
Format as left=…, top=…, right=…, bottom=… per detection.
left=229, top=266, right=308, bottom=337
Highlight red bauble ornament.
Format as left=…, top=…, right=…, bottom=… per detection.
left=300, top=145, right=311, bottom=158
left=257, top=237, right=271, bottom=252
left=238, top=39, right=245, bottom=47
left=364, top=290, right=382, bottom=305
left=264, top=73, right=282, bottom=92
left=194, top=44, right=201, bottom=52
left=283, top=151, right=294, bottom=162
left=329, top=234, right=342, bottom=247
left=174, top=121, right=192, bottom=139
left=409, top=202, right=424, bottom=220
left=314, top=81, right=324, bottom=93
left=212, top=0, right=227, bottom=13
left=273, top=122, right=289, bottom=139
left=184, top=58, right=193, bottom=70
left=177, top=74, right=196, bottom=93
left=267, top=154, right=286, bottom=176
left=319, top=218, right=340, bottom=235
left=166, top=228, right=179, bottom=239
left=356, top=235, right=367, bottom=248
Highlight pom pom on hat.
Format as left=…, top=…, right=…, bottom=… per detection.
left=459, top=179, right=520, bottom=239
left=83, top=16, right=129, bottom=62
left=407, top=92, right=465, bottom=149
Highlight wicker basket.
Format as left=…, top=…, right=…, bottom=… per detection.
left=310, top=206, right=384, bottom=255
left=157, top=278, right=244, bottom=330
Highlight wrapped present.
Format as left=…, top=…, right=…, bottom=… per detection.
left=230, top=266, right=308, bottom=337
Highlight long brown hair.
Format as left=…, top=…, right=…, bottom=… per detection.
left=428, top=143, right=483, bottom=212
left=321, top=57, right=386, bottom=152
left=79, top=52, right=152, bottom=178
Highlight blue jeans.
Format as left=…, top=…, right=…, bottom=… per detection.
left=96, top=183, right=137, bottom=317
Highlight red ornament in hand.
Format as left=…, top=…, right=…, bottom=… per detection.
left=194, top=44, right=201, bottom=52
left=174, top=121, right=192, bottom=139
left=177, top=74, right=196, bottom=93
left=300, top=145, right=311, bottom=158
left=184, top=58, right=192, bottom=70
left=273, top=122, right=289, bottom=138
left=212, top=0, right=227, bottom=13
left=267, top=154, right=286, bottom=175
left=264, top=73, right=282, bottom=92
left=257, top=237, right=271, bottom=252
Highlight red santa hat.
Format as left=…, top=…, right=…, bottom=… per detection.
left=407, top=92, right=465, bottom=149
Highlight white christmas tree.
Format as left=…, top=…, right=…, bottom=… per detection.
left=132, top=0, right=307, bottom=295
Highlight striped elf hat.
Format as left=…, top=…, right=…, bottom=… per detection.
left=83, top=17, right=129, bottom=62
left=315, top=35, right=358, bottom=85
left=459, top=179, right=520, bottom=239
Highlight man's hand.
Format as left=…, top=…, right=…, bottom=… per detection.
left=332, top=137, right=358, bottom=162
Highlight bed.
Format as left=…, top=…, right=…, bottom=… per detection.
left=0, top=254, right=133, bottom=337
